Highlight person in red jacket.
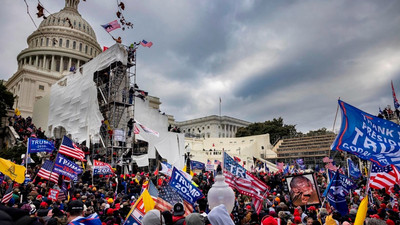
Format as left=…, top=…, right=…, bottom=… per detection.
left=172, top=203, right=186, bottom=225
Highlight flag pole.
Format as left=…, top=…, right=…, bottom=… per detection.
left=25, top=138, right=29, bottom=175
left=346, top=157, right=353, bottom=200
left=47, top=136, right=64, bottom=188
left=219, top=97, right=221, bottom=118
left=328, top=97, right=340, bottom=159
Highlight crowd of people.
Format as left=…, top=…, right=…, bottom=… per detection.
left=9, top=115, right=47, bottom=142
left=1, top=114, right=398, bottom=225
left=0, top=157, right=397, bottom=225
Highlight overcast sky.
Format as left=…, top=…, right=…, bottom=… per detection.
left=1, top=0, right=400, bottom=133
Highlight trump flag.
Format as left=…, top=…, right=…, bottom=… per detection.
left=331, top=100, right=400, bottom=167
left=54, top=154, right=82, bottom=180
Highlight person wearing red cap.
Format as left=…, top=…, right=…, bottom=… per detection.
left=39, top=201, right=48, bottom=209
left=261, top=214, right=278, bottom=225
left=294, top=216, right=302, bottom=224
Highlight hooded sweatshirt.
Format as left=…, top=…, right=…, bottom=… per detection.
left=142, top=210, right=166, bottom=225
left=185, top=213, right=205, bottom=225
left=208, top=205, right=235, bottom=225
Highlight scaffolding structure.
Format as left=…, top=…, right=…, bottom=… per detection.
left=93, top=44, right=140, bottom=167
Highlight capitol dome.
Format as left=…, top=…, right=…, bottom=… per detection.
left=7, top=0, right=103, bottom=117
left=16, top=0, right=102, bottom=76
left=37, top=0, right=97, bottom=40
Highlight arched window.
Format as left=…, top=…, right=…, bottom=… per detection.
left=59, top=38, right=63, bottom=47
left=66, top=40, right=70, bottom=48
left=73, top=41, right=76, bottom=49
left=85, top=45, right=88, bottom=54
left=79, top=43, right=82, bottom=52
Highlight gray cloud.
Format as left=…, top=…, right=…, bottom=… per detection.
left=1, top=0, right=400, bottom=133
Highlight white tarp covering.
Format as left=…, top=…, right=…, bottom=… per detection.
left=134, top=97, right=185, bottom=169
left=47, top=44, right=127, bottom=143
left=45, top=43, right=185, bottom=168
left=131, top=154, right=149, bottom=167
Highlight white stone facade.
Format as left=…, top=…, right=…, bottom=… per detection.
left=173, top=115, right=251, bottom=139
left=185, top=134, right=278, bottom=171
left=5, top=0, right=101, bottom=117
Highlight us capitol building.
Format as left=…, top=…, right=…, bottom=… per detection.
left=5, top=0, right=101, bottom=117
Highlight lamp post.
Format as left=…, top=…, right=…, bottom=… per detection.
left=185, top=144, right=191, bottom=174
left=207, top=166, right=235, bottom=213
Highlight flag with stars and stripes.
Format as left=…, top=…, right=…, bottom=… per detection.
left=154, top=181, right=193, bottom=216
left=37, top=160, right=59, bottom=183
left=59, top=136, right=85, bottom=161
left=1, top=182, right=13, bottom=204
left=224, top=152, right=268, bottom=214
left=369, top=162, right=400, bottom=194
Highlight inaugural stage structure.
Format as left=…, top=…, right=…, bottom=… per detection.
left=34, top=44, right=185, bottom=170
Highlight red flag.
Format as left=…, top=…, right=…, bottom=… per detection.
left=103, top=46, right=109, bottom=51
left=392, top=80, right=400, bottom=109
left=233, top=156, right=241, bottom=162
left=154, top=168, right=159, bottom=176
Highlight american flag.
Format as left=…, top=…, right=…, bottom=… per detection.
left=101, top=20, right=121, bottom=33
left=133, top=124, right=140, bottom=135
left=224, top=152, right=268, bottom=214
left=58, top=180, right=67, bottom=201
left=154, top=181, right=193, bottom=216
left=140, top=40, right=153, bottom=48
left=135, top=120, right=159, bottom=137
left=1, top=182, right=13, bottom=204
left=369, top=162, right=400, bottom=193
left=59, top=136, right=85, bottom=161
left=214, top=160, right=221, bottom=165
left=38, top=160, right=59, bottom=183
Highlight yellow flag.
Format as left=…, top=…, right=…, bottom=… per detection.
left=354, top=196, right=368, bottom=225
left=15, top=108, right=21, bottom=116
left=325, top=215, right=337, bottom=225
left=182, top=166, right=194, bottom=177
left=141, top=189, right=155, bottom=213
left=0, top=158, right=26, bottom=183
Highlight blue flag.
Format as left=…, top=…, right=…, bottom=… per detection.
left=0, top=173, right=4, bottom=184
left=224, top=152, right=247, bottom=178
left=347, top=158, right=361, bottom=179
left=69, top=213, right=101, bottom=225
left=331, top=100, right=400, bottom=167
left=28, top=138, right=55, bottom=153
left=283, top=165, right=289, bottom=175
left=326, top=171, right=353, bottom=216
left=168, top=167, right=204, bottom=204
left=190, top=160, right=205, bottom=170
left=54, top=154, right=82, bottom=180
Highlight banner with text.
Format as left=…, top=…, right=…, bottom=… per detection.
left=54, top=154, right=82, bottom=180
left=168, top=167, right=204, bottom=205
left=48, top=189, right=59, bottom=201
left=28, top=138, right=55, bottom=153
left=93, top=160, right=114, bottom=175
left=331, top=100, right=400, bottom=167
left=191, top=160, right=205, bottom=170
